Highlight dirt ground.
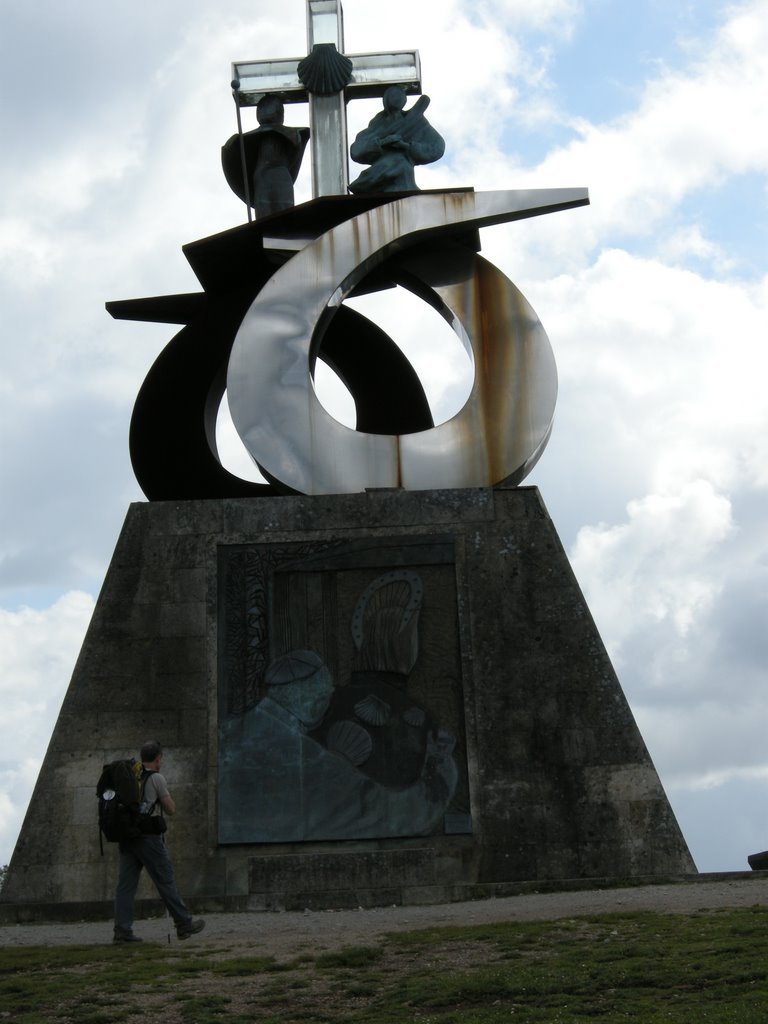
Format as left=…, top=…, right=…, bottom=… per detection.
left=2, top=876, right=768, bottom=953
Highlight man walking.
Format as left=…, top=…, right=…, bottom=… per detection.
left=113, top=741, right=205, bottom=943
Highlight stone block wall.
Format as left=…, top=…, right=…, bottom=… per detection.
left=2, top=486, right=695, bottom=914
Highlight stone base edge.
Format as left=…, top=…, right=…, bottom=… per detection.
left=3, top=872, right=763, bottom=925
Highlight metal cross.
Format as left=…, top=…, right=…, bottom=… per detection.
left=232, top=0, right=421, bottom=197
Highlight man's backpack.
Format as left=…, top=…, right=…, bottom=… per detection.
left=96, top=758, right=165, bottom=853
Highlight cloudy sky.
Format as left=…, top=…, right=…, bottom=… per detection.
left=1, top=0, right=767, bottom=873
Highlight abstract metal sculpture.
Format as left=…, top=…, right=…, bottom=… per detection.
left=226, top=189, right=585, bottom=494
left=108, top=1, right=589, bottom=500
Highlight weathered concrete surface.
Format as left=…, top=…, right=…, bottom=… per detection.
left=1, top=486, right=695, bottom=916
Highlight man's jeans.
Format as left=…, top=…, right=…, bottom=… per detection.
left=114, top=834, right=191, bottom=933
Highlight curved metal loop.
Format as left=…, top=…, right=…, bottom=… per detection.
left=227, top=190, right=568, bottom=494
left=129, top=301, right=432, bottom=500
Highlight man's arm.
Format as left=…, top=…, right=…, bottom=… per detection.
left=160, top=793, right=176, bottom=816
left=150, top=773, right=177, bottom=816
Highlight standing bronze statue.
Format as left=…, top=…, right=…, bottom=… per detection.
left=221, top=95, right=309, bottom=218
left=349, top=85, right=445, bottom=194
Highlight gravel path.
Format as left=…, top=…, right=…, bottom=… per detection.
left=3, top=876, right=768, bottom=953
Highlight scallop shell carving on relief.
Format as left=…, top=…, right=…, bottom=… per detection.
left=297, top=43, right=353, bottom=95
left=327, top=720, right=373, bottom=766
left=354, top=693, right=391, bottom=726
left=403, top=706, right=426, bottom=727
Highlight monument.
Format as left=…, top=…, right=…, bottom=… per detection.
left=1, top=1, right=694, bottom=920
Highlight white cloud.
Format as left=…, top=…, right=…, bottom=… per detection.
left=0, top=592, right=94, bottom=865
left=522, top=249, right=768, bottom=508
left=0, top=761, right=41, bottom=857
left=467, top=0, right=768, bottom=267
left=636, top=700, right=768, bottom=790
left=677, top=763, right=768, bottom=795
left=571, top=479, right=733, bottom=654
left=462, top=0, right=583, bottom=36
left=657, top=224, right=736, bottom=274
left=0, top=218, right=60, bottom=289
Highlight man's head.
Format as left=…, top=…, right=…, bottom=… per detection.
left=140, top=740, right=163, bottom=767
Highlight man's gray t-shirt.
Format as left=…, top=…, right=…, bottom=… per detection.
left=142, top=772, right=169, bottom=815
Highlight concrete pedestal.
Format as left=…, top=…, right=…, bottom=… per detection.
left=1, top=486, right=695, bottom=918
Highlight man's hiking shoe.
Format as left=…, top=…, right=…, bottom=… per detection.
left=113, top=931, right=143, bottom=943
left=177, top=918, right=206, bottom=940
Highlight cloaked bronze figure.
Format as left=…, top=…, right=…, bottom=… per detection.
left=349, top=85, right=444, bottom=194
left=222, top=96, right=309, bottom=218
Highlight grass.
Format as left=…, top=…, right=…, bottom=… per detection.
left=2, top=907, right=768, bottom=1022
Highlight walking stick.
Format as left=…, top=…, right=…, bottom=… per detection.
left=163, top=829, right=171, bottom=945
left=231, top=79, right=253, bottom=223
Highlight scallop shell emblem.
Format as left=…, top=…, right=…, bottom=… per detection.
left=354, top=693, right=391, bottom=726
left=298, top=43, right=353, bottom=95
left=403, top=706, right=426, bottom=727
left=327, top=720, right=373, bottom=766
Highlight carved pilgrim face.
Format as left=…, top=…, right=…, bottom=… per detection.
left=289, top=670, right=333, bottom=728
left=265, top=649, right=333, bottom=728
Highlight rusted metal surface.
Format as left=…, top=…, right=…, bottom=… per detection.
left=227, top=188, right=587, bottom=494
